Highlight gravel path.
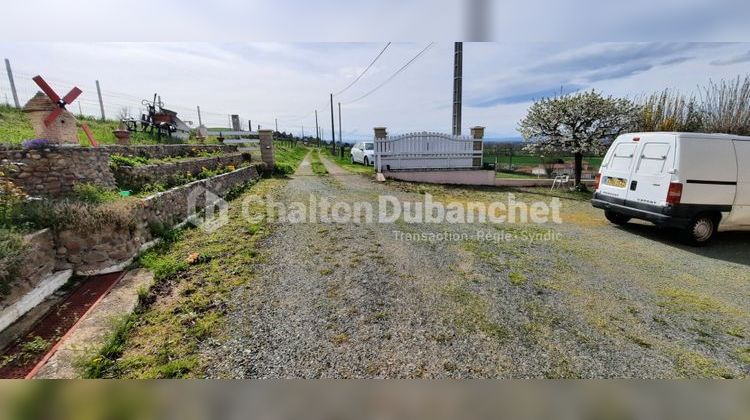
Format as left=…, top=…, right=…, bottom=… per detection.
left=202, top=152, right=749, bottom=378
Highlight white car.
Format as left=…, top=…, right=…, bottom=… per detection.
left=592, top=132, right=750, bottom=245
left=350, top=141, right=375, bottom=166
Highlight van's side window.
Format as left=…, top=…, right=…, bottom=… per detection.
left=609, top=143, right=637, bottom=171
left=636, top=143, right=670, bottom=175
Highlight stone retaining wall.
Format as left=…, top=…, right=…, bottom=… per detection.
left=103, top=144, right=237, bottom=159
left=0, top=147, right=115, bottom=197
left=0, top=229, right=56, bottom=312
left=113, top=152, right=249, bottom=191
left=57, top=163, right=264, bottom=274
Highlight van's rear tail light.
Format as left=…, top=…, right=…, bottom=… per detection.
left=594, top=173, right=602, bottom=189
left=666, top=182, right=683, bottom=205
left=633, top=137, right=640, bottom=142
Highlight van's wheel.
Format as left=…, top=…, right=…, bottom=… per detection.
left=682, top=213, right=717, bottom=246
left=605, top=210, right=631, bottom=226
left=364, top=157, right=369, bottom=166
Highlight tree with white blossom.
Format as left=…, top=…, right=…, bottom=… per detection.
left=519, top=90, right=639, bottom=188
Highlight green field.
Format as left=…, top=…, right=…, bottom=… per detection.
left=485, top=153, right=603, bottom=169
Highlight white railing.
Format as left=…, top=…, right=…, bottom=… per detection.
left=375, top=132, right=483, bottom=172
left=205, top=130, right=259, bottom=145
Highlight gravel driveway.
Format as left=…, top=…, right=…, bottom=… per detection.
left=202, top=152, right=749, bottom=378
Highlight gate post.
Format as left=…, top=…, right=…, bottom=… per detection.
left=374, top=127, right=387, bottom=174
left=470, top=126, right=485, bottom=168
left=258, top=129, right=275, bottom=172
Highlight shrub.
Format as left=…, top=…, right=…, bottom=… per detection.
left=72, top=183, right=120, bottom=204
left=0, top=229, right=27, bottom=296
left=0, top=162, right=27, bottom=229
left=16, top=198, right=140, bottom=233
left=700, top=75, right=750, bottom=135
left=110, top=154, right=149, bottom=169
left=274, top=163, right=295, bottom=176
left=637, top=89, right=704, bottom=132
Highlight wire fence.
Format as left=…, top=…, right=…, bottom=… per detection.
left=0, top=61, right=280, bottom=131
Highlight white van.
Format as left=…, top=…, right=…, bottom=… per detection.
left=592, top=132, right=750, bottom=245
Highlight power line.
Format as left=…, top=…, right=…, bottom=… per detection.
left=333, top=42, right=391, bottom=97
left=342, top=42, right=435, bottom=105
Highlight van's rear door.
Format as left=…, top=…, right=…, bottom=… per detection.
left=598, top=139, right=639, bottom=200
left=625, top=134, right=676, bottom=206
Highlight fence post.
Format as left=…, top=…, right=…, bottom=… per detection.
left=258, top=129, right=275, bottom=172
left=95, top=80, right=105, bottom=120
left=4, top=58, right=20, bottom=108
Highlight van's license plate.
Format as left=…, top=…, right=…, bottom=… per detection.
left=605, top=177, right=628, bottom=188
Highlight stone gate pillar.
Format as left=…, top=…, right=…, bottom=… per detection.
left=374, top=127, right=387, bottom=140
left=470, top=126, right=485, bottom=168
left=258, top=129, right=274, bottom=171
left=373, top=127, right=387, bottom=178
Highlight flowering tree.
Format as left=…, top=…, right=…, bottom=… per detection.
left=519, top=90, right=638, bottom=188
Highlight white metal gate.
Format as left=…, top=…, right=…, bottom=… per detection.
left=375, top=132, right=483, bottom=171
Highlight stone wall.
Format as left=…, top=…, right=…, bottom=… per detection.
left=0, top=229, right=56, bottom=312
left=103, top=144, right=237, bottom=159
left=0, top=147, right=115, bottom=197
left=113, top=152, right=249, bottom=191
left=56, top=163, right=264, bottom=274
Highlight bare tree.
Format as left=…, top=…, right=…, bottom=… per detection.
left=637, top=89, right=703, bottom=132
left=700, top=75, right=750, bottom=135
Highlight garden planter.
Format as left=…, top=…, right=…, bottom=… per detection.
left=113, top=130, right=131, bottom=145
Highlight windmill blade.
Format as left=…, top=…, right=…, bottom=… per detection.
left=32, top=76, right=61, bottom=103
left=61, top=87, right=82, bottom=105
left=44, top=107, right=63, bottom=127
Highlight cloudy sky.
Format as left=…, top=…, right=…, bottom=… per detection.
left=2, top=42, right=750, bottom=140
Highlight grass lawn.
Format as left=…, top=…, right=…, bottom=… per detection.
left=321, top=147, right=374, bottom=174
left=310, top=149, right=328, bottom=175
left=273, top=142, right=308, bottom=175
left=0, top=104, right=210, bottom=146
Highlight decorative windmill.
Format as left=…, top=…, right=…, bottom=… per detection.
left=22, top=75, right=83, bottom=145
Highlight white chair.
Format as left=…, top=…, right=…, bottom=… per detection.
left=551, top=175, right=570, bottom=190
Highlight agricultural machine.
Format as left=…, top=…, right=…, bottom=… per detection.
left=122, top=94, right=191, bottom=142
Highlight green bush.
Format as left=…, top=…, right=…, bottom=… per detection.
left=110, top=154, right=149, bottom=169
left=273, top=162, right=295, bottom=176
left=0, top=229, right=27, bottom=296
left=72, top=183, right=121, bottom=204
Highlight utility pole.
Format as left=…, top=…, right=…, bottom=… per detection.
left=248, top=120, right=252, bottom=131
left=95, top=80, right=106, bottom=120
left=452, top=42, right=463, bottom=136
left=78, top=102, right=83, bottom=117
left=330, top=93, right=336, bottom=154
left=4, top=59, right=20, bottom=108
left=315, top=109, right=320, bottom=147
left=197, top=106, right=203, bottom=126
left=275, top=118, right=278, bottom=132
left=338, top=102, right=343, bottom=158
